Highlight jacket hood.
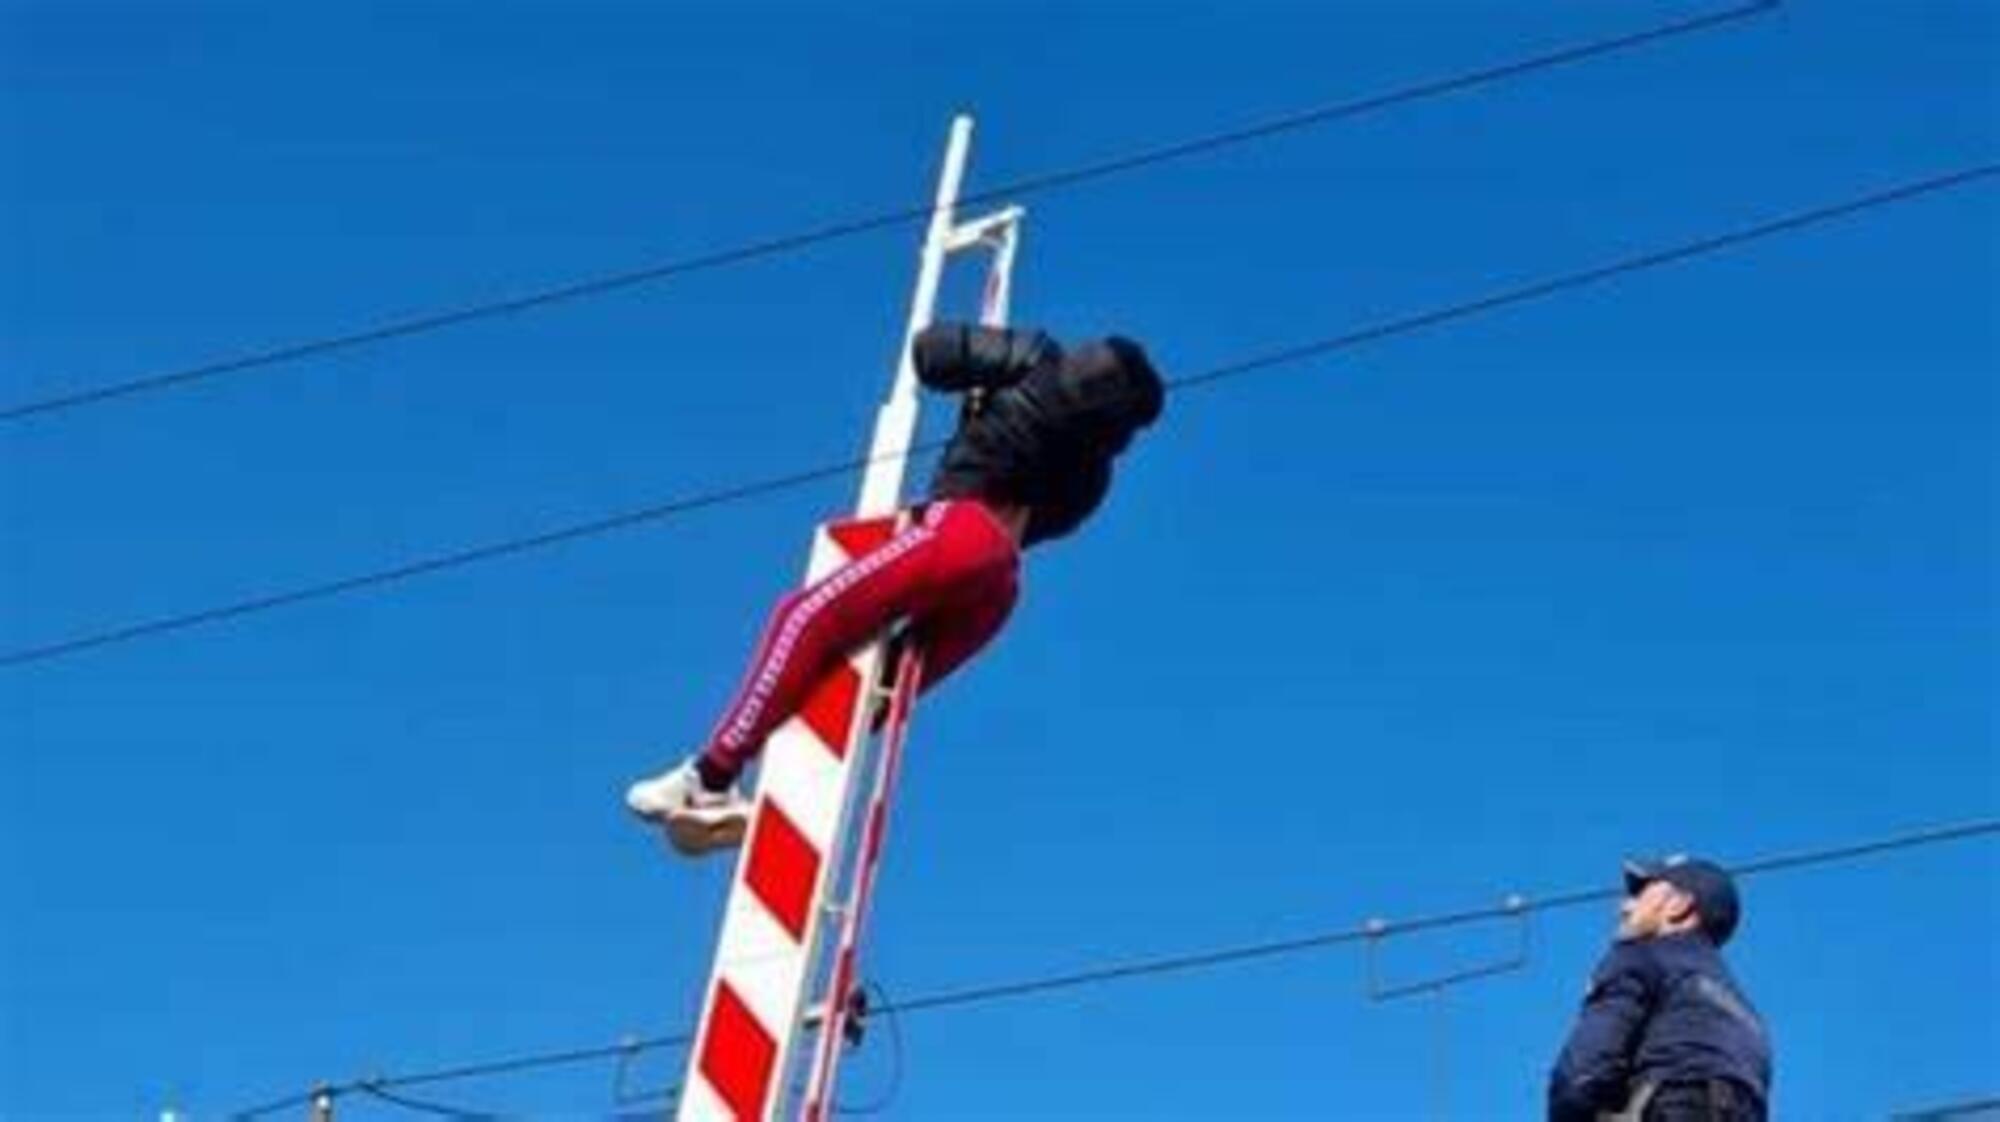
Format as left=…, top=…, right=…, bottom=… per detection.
left=1062, top=336, right=1165, bottom=436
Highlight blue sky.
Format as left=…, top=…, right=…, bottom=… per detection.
left=3, top=1, right=1994, bottom=1119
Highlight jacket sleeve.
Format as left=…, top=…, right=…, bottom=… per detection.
left=1547, top=943, right=1658, bottom=1122
left=1018, top=454, right=1110, bottom=546
left=912, top=323, right=1060, bottom=393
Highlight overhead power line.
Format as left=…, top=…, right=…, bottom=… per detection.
left=229, top=815, right=2000, bottom=1120
left=0, top=1, right=1778, bottom=425
left=1891, top=1097, right=2000, bottom=1121
left=0, top=442, right=941, bottom=669
left=5, top=160, right=1993, bottom=672
left=353, top=1083, right=500, bottom=1121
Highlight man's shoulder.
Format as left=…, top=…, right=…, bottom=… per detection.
left=1646, top=932, right=1728, bottom=974
left=1592, top=938, right=1670, bottom=988
left=1598, top=938, right=1661, bottom=969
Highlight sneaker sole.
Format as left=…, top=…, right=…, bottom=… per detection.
left=666, top=810, right=749, bottom=856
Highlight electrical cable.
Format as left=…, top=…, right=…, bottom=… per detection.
left=1, top=440, right=938, bottom=668
left=832, top=980, right=906, bottom=1117
left=227, top=815, right=2000, bottom=1120
left=353, top=1081, right=505, bottom=1120
left=0, top=1, right=1778, bottom=425
left=8, top=160, right=1993, bottom=671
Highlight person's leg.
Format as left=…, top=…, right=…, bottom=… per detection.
left=699, top=500, right=1018, bottom=782
left=912, top=567, right=1019, bottom=695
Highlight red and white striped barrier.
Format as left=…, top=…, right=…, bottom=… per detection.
left=678, top=113, right=1023, bottom=1122
left=679, top=516, right=900, bottom=1121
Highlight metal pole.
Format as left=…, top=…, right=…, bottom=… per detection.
left=796, top=125, right=1025, bottom=1121
left=798, top=647, right=926, bottom=1121
left=855, top=115, right=974, bottom=518
left=675, top=115, right=984, bottom=1122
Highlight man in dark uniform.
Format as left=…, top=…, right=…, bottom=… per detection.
left=1548, top=855, right=1773, bottom=1121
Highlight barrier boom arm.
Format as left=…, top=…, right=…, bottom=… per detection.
left=677, top=116, right=1026, bottom=1122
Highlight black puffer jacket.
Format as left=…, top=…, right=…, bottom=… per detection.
left=913, top=323, right=1164, bottom=545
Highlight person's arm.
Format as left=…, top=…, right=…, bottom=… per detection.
left=912, top=323, right=1059, bottom=393
left=1547, top=943, right=1659, bottom=1122
left=1021, top=455, right=1110, bottom=546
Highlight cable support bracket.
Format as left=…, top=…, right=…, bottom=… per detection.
left=1363, top=894, right=1532, bottom=1002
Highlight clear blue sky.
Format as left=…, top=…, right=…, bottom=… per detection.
left=3, top=2, right=1994, bottom=1119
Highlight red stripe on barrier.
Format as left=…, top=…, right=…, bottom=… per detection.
left=826, top=517, right=897, bottom=561
left=743, top=800, right=822, bottom=943
left=799, top=663, right=861, bottom=759
left=699, top=983, right=778, bottom=1122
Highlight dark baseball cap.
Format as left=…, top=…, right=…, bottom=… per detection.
left=1623, top=854, right=1741, bottom=946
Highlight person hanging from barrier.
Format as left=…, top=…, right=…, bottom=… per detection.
left=1548, top=855, right=1772, bottom=1122
left=625, top=322, right=1165, bottom=856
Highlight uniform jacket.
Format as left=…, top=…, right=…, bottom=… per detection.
left=1548, top=932, right=1771, bottom=1121
left=913, top=323, right=1163, bottom=546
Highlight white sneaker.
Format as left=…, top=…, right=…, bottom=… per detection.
left=626, top=758, right=752, bottom=857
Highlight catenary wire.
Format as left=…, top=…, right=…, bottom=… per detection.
left=0, top=439, right=941, bottom=668
left=228, top=815, right=1999, bottom=1120
left=353, top=1082, right=504, bottom=1121
left=0, top=1, right=1777, bottom=424
left=8, top=160, right=1994, bottom=672
left=832, top=980, right=907, bottom=1117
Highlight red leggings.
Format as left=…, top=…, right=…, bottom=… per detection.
left=702, top=499, right=1021, bottom=777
